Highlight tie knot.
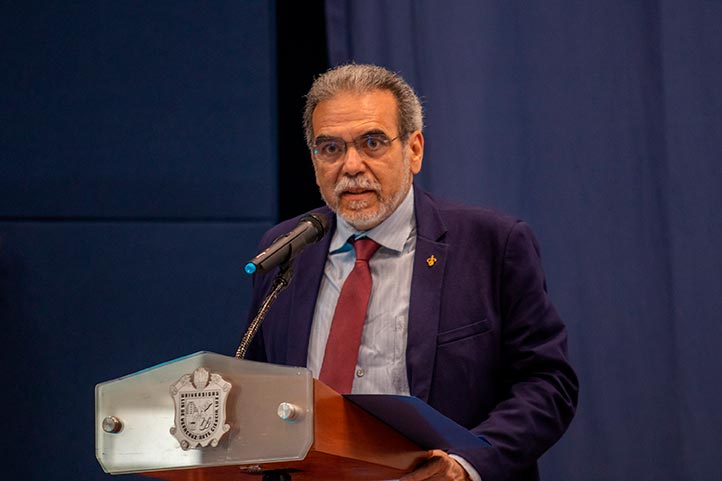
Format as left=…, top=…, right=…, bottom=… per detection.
left=352, top=237, right=380, bottom=262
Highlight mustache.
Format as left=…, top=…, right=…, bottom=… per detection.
left=333, top=175, right=382, bottom=196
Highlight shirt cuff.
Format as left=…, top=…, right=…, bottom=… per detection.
left=448, top=454, right=482, bottom=481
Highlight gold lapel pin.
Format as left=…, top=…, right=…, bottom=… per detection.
left=426, top=255, right=437, bottom=267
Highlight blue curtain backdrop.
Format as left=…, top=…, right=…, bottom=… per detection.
left=325, top=1, right=722, bottom=480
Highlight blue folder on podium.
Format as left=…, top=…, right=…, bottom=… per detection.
left=344, top=394, right=491, bottom=450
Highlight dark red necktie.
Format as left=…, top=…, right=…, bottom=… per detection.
left=319, top=237, right=381, bottom=393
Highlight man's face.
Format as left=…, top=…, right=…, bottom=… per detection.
left=310, top=89, right=424, bottom=230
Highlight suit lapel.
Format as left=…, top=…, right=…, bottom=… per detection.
left=284, top=208, right=335, bottom=366
left=406, top=188, right=448, bottom=402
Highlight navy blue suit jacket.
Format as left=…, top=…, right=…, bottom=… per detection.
left=247, top=187, right=578, bottom=481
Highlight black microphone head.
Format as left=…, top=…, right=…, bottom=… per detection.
left=300, top=212, right=330, bottom=241
left=244, top=212, right=330, bottom=275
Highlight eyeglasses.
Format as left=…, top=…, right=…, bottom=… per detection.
left=312, top=133, right=401, bottom=163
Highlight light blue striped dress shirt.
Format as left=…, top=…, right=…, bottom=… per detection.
left=307, top=186, right=416, bottom=395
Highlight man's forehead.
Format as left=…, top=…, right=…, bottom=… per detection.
left=312, top=89, right=399, bottom=137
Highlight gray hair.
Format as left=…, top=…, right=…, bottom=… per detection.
left=303, top=64, right=424, bottom=148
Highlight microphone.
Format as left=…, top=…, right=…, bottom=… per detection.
left=244, top=213, right=330, bottom=275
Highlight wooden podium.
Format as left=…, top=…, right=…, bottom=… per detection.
left=95, top=352, right=429, bottom=480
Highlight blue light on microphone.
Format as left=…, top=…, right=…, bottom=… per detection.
left=244, top=263, right=257, bottom=275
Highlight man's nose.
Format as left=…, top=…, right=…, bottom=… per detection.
left=340, top=143, right=367, bottom=175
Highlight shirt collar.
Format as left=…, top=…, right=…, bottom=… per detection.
left=330, top=185, right=416, bottom=254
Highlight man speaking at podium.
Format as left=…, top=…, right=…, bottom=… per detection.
left=246, top=64, right=578, bottom=481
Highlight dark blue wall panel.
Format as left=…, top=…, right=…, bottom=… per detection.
left=1, top=221, right=272, bottom=480
left=1, top=1, right=276, bottom=219
left=1, top=1, right=277, bottom=480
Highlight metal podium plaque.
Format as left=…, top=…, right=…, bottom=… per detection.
left=169, top=367, right=232, bottom=450
left=95, top=352, right=314, bottom=474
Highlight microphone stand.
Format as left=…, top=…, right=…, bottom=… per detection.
left=235, top=262, right=297, bottom=481
left=235, top=262, right=294, bottom=359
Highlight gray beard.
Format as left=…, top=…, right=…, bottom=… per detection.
left=322, top=155, right=411, bottom=230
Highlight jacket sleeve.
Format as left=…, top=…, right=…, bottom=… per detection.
left=450, top=221, right=579, bottom=481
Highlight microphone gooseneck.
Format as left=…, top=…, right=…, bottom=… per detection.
left=236, top=212, right=330, bottom=359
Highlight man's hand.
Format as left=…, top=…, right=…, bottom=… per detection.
left=399, top=450, right=472, bottom=481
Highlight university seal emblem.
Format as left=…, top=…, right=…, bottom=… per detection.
left=170, top=367, right=231, bottom=450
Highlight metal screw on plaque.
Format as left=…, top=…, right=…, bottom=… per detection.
left=277, top=402, right=301, bottom=421
left=240, top=465, right=263, bottom=474
left=102, top=416, right=123, bottom=434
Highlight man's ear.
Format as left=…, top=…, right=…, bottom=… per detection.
left=407, top=131, right=424, bottom=174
